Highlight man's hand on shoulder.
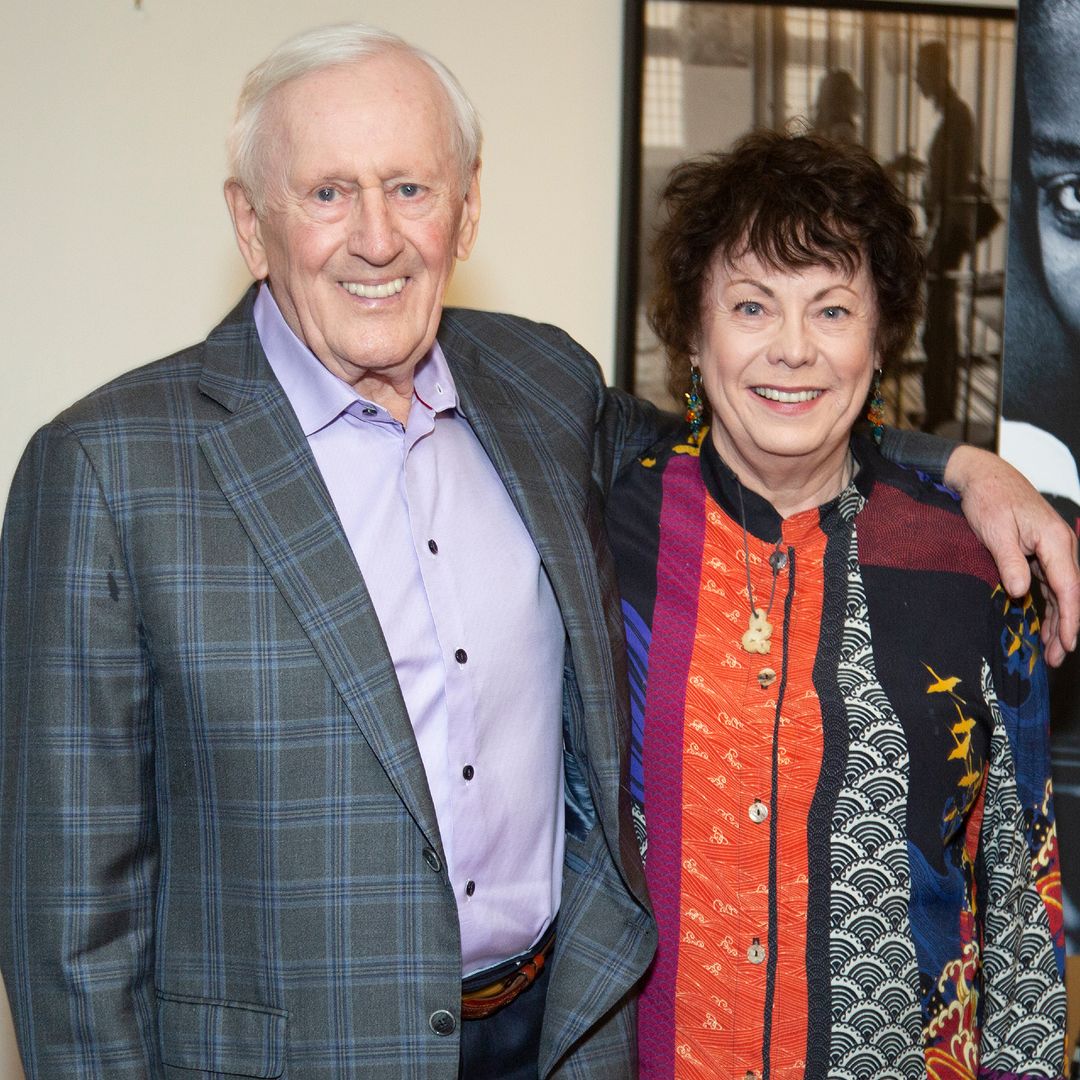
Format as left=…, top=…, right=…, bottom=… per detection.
left=945, top=444, right=1080, bottom=666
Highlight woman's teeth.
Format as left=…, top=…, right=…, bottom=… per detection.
left=753, top=387, right=822, bottom=403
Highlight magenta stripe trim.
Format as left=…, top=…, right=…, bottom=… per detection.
left=637, top=453, right=708, bottom=1079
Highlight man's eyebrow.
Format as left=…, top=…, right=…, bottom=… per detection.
left=1030, top=133, right=1080, bottom=161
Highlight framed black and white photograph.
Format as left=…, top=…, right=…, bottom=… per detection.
left=615, top=0, right=1016, bottom=444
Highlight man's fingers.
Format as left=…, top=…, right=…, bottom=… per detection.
left=1032, top=526, right=1080, bottom=656
left=995, top=550, right=1033, bottom=600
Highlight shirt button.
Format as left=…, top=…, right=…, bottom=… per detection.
left=747, top=938, right=766, bottom=964
left=427, top=539, right=438, bottom=554
left=429, top=1010, right=455, bottom=1036
left=749, top=800, right=769, bottom=824
left=462, top=764, right=475, bottom=781
left=361, top=406, right=377, bottom=416
left=454, top=648, right=468, bottom=664
left=757, top=667, right=776, bottom=689
left=465, top=880, right=475, bottom=897
left=422, top=848, right=442, bottom=873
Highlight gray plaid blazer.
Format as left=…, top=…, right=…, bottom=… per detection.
left=0, top=291, right=659, bottom=1078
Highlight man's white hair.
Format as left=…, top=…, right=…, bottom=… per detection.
left=227, top=23, right=482, bottom=213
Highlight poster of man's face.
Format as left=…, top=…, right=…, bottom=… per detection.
left=1001, top=0, right=1080, bottom=955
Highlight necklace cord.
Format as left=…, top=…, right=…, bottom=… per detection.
left=737, top=483, right=782, bottom=620
left=760, top=543, right=794, bottom=1078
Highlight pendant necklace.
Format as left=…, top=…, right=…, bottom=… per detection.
left=736, top=483, right=786, bottom=655
left=734, top=451, right=855, bottom=655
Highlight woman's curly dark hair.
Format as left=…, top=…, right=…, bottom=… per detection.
left=649, top=129, right=925, bottom=405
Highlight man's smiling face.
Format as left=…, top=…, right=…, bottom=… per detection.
left=229, top=51, right=480, bottom=397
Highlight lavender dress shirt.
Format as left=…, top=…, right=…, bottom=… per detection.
left=254, top=286, right=566, bottom=975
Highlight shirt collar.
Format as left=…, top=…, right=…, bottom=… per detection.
left=698, top=427, right=874, bottom=543
left=253, top=282, right=459, bottom=436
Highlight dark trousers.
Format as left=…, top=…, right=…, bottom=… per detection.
left=459, top=958, right=551, bottom=1079
left=922, top=231, right=968, bottom=433
left=922, top=270, right=960, bottom=432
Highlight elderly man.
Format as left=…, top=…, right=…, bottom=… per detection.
left=0, top=23, right=1076, bottom=1080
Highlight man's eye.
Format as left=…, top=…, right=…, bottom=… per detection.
left=1046, top=175, right=1080, bottom=228
left=315, top=187, right=337, bottom=203
left=397, top=183, right=422, bottom=198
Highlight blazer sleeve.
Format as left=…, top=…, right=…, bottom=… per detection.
left=977, top=590, right=1066, bottom=1077
left=0, top=422, right=160, bottom=1078
left=878, top=426, right=956, bottom=480
left=594, top=387, right=676, bottom=499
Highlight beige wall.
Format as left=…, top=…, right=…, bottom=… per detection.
left=0, top=1, right=625, bottom=1072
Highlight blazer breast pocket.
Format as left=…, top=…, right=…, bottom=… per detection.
left=158, top=990, right=287, bottom=1078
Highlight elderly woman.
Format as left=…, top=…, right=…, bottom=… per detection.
left=607, top=131, right=1065, bottom=1079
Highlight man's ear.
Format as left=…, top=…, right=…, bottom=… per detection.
left=455, top=162, right=482, bottom=262
left=224, top=179, right=269, bottom=280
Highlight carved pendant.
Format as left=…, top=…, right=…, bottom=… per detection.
left=741, top=607, right=773, bottom=654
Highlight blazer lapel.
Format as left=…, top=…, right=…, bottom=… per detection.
left=195, top=295, right=444, bottom=855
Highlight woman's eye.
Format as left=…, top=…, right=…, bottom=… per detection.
left=821, top=306, right=849, bottom=319
left=734, top=300, right=764, bottom=316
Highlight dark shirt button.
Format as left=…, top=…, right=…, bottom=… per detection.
left=361, top=406, right=377, bottom=416
left=465, top=880, right=475, bottom=897
left=462, top=764, right=474, bottom=781
left=429, top=1010, right=455, bottom=1036
left=422, top=848, right=442, bottom=873
left=428, top=539, right=438, bottom=554
left=454, top=648, right=468, bottom=664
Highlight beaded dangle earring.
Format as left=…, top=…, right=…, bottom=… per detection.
left=867, top=368, right=885, bottom=445
left=685, top=364, right=704, bottom=444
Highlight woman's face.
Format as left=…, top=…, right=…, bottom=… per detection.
left=696, top=250, right=879, bottom=489
left=1027, top=21, right=1080, bottom=338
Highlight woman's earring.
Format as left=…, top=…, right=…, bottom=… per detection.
left=867, top=368, right=885, bottom=445
left=685, top=364, right=704, bottom=442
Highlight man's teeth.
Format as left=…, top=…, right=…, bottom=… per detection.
left=753, top=387, right=822, bottom=403
left=342, top=278, right=405, bottom=299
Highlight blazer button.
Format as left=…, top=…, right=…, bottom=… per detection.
left=429, top=1009, right=455, bottom=1036
left=423, top=848, right=442, bottom=873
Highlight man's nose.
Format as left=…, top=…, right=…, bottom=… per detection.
left=346, top=190, right=402, bottom=265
